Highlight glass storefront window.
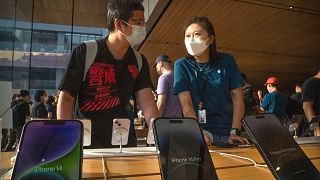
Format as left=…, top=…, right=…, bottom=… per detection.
left=0, top=0, right=108, bottom=98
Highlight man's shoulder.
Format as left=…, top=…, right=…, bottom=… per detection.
left=159, top=73, right=173, bottom=82
left=264, top=93, right=272, bottom=98
left=304, top=76, right=320, bottom=86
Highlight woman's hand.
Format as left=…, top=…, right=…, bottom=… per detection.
left=228, top=134, right=249, bottom=145
left=204, top=133, right=213, bottom=145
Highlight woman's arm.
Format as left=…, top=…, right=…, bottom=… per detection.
left=178, top=91, right=196, bottom=119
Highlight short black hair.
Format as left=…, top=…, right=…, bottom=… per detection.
left=106, top=0, right=144, bottom=32
left=241, top=73, right=247, bottom=81
left=34, top=90, right=46, bottom=102
left=19, top=90, right=29, bottom=97
left=269, top=84, right=279, bottom=88
left=295, top=81, right=303, bottom=88
left=46, top=96, right=55, bottom=106
left=12, top=93, right=20, bottom=101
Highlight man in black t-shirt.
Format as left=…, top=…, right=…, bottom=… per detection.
left=241, top=73, right=259, bottom=117
left=57, top=0, right=159, bottom=148
left=302, top=69, right=320, bottom=136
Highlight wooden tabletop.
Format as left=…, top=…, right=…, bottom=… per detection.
left=1, top=143, right=320, bottom=179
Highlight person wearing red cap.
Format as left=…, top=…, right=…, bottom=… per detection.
left=260, top=76, right=288, bottom=123
left=302, top=69, right=320, bottom=136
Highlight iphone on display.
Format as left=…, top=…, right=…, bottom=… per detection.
left=11, top=120, right=83, bottom=180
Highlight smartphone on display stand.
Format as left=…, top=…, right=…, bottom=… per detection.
left=79, top=119, right=91, bottom=146
left=153, top=118, right=218, bottom=180
left=11, top=120, right=83, bottom=180
left=111, top=118, right=130, bottom=146
left=243, top=114, right=320, bottom=180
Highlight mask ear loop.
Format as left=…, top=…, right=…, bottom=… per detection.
left=121, top=20, right=133, bottom=28
left=118, top=20, right=132, bottom=37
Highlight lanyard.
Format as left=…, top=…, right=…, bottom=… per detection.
left=194, top=61, right=211, bottom=110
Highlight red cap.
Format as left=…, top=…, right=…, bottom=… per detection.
left=264, top=76, right=279, bottom=86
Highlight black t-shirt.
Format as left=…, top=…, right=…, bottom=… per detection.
left=242, top=84, right=259, bottom=116
left=59, top=37, right=153, bottom=148
left=12, top=99, right=30, bottom=127
left=302, top=76, right=320, bottom=115
left=31, top=102, right=48, bottom=119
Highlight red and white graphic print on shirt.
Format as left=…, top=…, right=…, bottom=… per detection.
left=80, top=62, right=139, bottom=112
left=80, top=62, right=118, bottom=112
left=128, top=65, right=138, bottom=80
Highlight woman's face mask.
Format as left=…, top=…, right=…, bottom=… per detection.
left=121, top=20, right=146, bottom=46
left=184, top=38, right=210, bottom=56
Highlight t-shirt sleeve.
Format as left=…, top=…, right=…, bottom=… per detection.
left=260, top=94, right=269, bottom=110
left=173, top=59, right=189, bottom=95
left=58, top=43, right=86, bottom=97
left=157, top=75, right=169, bottom=95
left=227, top=54, right=242, bottom=90
left=134, top=55, right=154, bottom=92
left=302, top=78, right=316, bottom=103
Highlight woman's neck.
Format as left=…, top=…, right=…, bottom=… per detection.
left=194, top=48, right=210, bottom=63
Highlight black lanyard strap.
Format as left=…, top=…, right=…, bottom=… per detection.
left=194, top=61, right=211, bottom=110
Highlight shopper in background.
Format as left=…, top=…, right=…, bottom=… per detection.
left=46, top=96, right=57, bottom=119
left=31, top=90, right=48, bottom=119
left=153, top=54, right=182, bottom=117
left=259, top=76, right=288, bottom=123
left=4, top=90, right=30, bottom=151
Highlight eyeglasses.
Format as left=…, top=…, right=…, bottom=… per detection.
left=124, top=19, right=147, bottom=26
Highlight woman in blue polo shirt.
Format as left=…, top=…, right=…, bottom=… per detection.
left=173, top=17, right=248, bottom=145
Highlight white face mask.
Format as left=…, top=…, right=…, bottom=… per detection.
left=43, top=96, right=49, bottom=102
left=185, top=38, right=210, bottom=56
left=121, top=21, right=146, bottom=46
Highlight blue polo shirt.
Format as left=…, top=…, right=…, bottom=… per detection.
left=261, top=91, right=288, bottom=122
left=173, top=53, right=242, bottom=135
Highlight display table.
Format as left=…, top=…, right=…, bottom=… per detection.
left=1, top=144, right=319, bottom=179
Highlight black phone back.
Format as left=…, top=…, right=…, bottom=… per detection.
left=153, top=118, right=218, bottom=180
left=243, top=114, right=320, bottom=180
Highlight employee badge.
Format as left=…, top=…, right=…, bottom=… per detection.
left=198, top=109, right=207, bottom=124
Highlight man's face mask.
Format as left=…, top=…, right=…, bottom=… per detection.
left=184, top=38, right=210, bottom=56
left=121, top=20, right=146, bottom=46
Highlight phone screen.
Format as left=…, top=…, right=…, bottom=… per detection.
left=154, top=118, right=218, bottom=180
left=243, top=114, right=320, bottom=179
left=11, top=120, right=83, bottom=180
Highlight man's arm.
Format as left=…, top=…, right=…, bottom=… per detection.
left=136, top=88, right=159, bottom=127
left=229, top=87, right=249, bottom=144
left=303, top=101, right=315, bottom=122
left=303, top=101, right=320, bottom=136
left=156, top=94, right=166, bottom=116
left=178, top=91, right=196, bottom=119
left=57, top=91, right=75, bottom=119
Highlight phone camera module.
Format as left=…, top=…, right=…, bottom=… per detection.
left=115, top=121, right=118, bottom=124
left=118, top=123, right=121, bottom=126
